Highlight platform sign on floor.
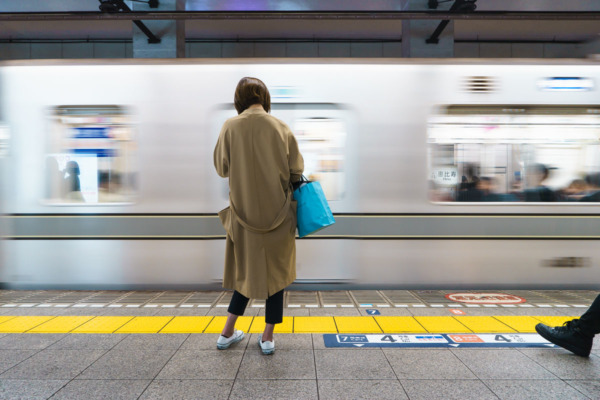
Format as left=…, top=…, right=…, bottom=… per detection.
left=365, top=309, right=380, bottom=315
left=323, top=333, right=558, bottom=348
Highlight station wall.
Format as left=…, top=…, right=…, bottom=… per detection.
left=0, top=41, right=597, bottom=60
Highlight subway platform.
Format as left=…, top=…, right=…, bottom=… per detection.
left=0, top=289, right=599, bottom=399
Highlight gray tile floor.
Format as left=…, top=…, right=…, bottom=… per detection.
left=0, top=332, right=597, bottom=399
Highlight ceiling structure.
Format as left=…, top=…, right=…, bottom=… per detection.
left=0, top=0, right=599, bottom=44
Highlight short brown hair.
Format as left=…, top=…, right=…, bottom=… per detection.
left=234, top=77, right=271, bottom=114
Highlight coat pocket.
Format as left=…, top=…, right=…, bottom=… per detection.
left=218, top=206, right=234, bottom=240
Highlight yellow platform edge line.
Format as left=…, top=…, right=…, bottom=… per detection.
left=159, top=316, right=215, bottom=334
left=0, top=315, right=581, bottom=334
left=72, top=316, right=136, bottom=334
left=115, top=316, right=175, bottom=334
left=0, top=316, right=59, bottom=333
left=28, top=316, right=97, bottom=334
left=0, top=316, right=19, bottom=326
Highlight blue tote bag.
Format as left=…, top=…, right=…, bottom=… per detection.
left=293, top=177, right=335, bottom=237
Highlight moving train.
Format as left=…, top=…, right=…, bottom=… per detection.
left=0, top=58, right=599, bottom=290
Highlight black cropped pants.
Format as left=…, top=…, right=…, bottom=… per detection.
left=227, top=289, right=284, bottom=325
left=578, top=293, right=600, bottom=336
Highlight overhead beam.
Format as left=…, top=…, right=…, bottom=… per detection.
left=0, top=11, right=599, bottom=22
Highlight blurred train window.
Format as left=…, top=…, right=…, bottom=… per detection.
left=294, top=118, right=346, bottom=200
left=214, top=103, right=348, bottom=201
left=428, top=105, right=600, bottom=203
left=0, top=125, right=8, bottom=157
left=45, top=106, right=136, bottom=204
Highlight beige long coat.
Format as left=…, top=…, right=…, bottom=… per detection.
left=214, top=107, right=304, bottom=299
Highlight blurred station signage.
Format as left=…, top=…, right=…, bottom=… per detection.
left=445, top=293, right=526, bottom=304
left=431, top=166, right=458, bottom=186
left=537, top=77, right=594, bottom=92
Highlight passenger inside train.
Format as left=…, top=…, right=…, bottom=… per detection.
left=428, top=105, right=600, bottom=204
left=580, top=173, right=600, bottom=202
left=443, top=166, right=600, bottom=203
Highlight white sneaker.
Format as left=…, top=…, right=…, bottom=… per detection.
left=216, top=330, right=244, bottom=350
left=258, top=336, right=275, bottom=355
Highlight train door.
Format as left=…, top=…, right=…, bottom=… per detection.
left=212, top=103, right=357, bottom=284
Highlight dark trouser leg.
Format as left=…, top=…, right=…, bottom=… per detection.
left=265, top=289, right=284, bottom=325
left=227, top=291, right=250, bottom=316
left=578, top=293, right=600, bottom=336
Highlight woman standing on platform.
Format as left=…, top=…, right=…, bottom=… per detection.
left=214, top=77, right=304, bottom=355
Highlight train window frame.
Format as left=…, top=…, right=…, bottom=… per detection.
left=428, top=105, right=600, bottom=205
left=42, top=105, right=137, bottom=207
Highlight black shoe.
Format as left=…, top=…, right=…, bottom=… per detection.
left=535, top=320, right=593, bottom=357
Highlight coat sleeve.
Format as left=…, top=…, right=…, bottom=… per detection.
left=288, top=131, right=304, bottom=183
left=214, top=123, right=230, bottom=178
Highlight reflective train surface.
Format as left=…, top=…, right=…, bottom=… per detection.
left=0, top=59, right=599, bottom=290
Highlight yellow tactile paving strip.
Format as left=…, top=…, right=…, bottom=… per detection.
left=0, top=316, right=18, bottom=325
left=493, top=316, right=540, bottom=333
left=414, top=316, right=470, bottom=333
left=115, top=316, right=174, bottom=334
left=0, top=316, right=580, bottom=334
left=0, top=316, right=56, bottom=333
left=29, top=316, right=95, bottom=334
left=454, top=316, right=516, bottom=333
left=249, top=317, right=293, bottom=334
left=72, top=317, right=135, bottom=333
left=375, top=316, right=427, bottom=333
left=335, top=317, right=382, bottom=333
left=161, top=317, right=213, bottom=334
left=294, top=317, right=338, bottom=333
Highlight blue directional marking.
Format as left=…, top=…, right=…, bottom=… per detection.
left=323, top=334, right=559, bottom=349
left=366, top=309, right=380, bottom=315
left=338, top=335, right=368, bottom=343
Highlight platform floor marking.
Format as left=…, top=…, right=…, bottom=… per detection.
left=0, top=316, right=57, bottom=333
left=29, top=316, right=95, bottom=333
left=493, top=316, right=540, bottom=333
left=415, top=317, right=471, bottom=333
left=454, top=316, right=516, bottom=333
left=335, top=316, right=382, bottom=334
left=72, top=317, right=135, bottom=333
left=204, top=316, right=253, bottom=334
left=0, top=316, right=583, bottom=334
left=374, top=316, right=427, bottom=333
left=294, top=317, right=337, bottom=333
left=0, top=316, right=17, bottom=325
left=249, top=316, right=293, bottom=334
left=533, top=316, right=579, bottom=327
left=324, top=333, right=557, bottom=349
left=160, top=316, right=214, bottom=334
left=115, top=316, right=174, bottom=334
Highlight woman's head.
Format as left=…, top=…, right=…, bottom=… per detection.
left=234, top=77, right=271, bottom=114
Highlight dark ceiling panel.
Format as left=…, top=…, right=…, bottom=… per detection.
left=0, top=19, right=598, bottom=43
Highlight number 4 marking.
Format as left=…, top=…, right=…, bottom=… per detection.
left=381, top=335, right=397, bottom=343
left=495, top=335, right=512, bottom=343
